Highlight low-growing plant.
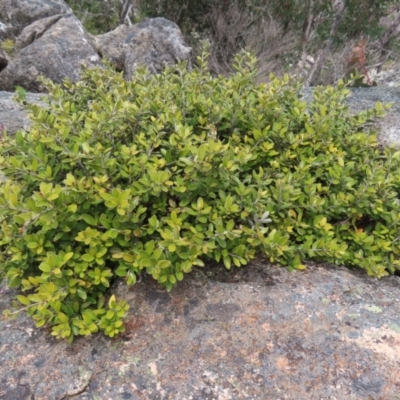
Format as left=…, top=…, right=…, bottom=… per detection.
left=0, top=38, right=15, bottom=57
left=14, top=86, right=27, bottom=103
left=0, top=50, right=399, bottom=342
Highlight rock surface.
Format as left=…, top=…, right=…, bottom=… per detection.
left=0, top=0, right=191, bottom=92
left=0, top=90, right=47, bottom=135
left=93, top=18, right=192, bottom=78
left=0, top=20, right=17, bottom=42
left=122, top=18, right=191, bottom=78
left=1, top=259, right=400, bottom=399
left=0, top=0, right=72, bottom=37
left=0, top=14, right=101, bottom=92
left=93, top=24, right=130, bottom=71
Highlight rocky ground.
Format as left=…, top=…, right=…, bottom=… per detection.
left=1, top=259, right=400, bottom=400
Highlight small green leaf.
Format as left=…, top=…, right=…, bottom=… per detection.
left=158, top=260, right=171, bottom=269
left=82, top=142, right=90, bottom=153
left=35, top=319, right=46, bottom=328
left=63, top=252, right=74, bottom=263
left=17, top=295, right=30, bottom=306
left=108, top=295, right=116, bottom=309
left=216, top=237, right=226, bottom=248
left=168, top=243, right=176, bottom=252
left=39, top=262, right=52, bottom=272
left=82, top=214, right=97, bottom=226
left=223, top=256, right=231, bottom=270
left=81, top=254, right=94, bottom=262
left=58, top=312, right=69, bottom=323
left=117, top=207, right=126, bottom=216
left=197, top=197, right=204, bottom=210
left=77, top=288, right=87, bottom=300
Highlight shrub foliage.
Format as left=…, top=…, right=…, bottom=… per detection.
left=0, top=52, right=399, bottom=342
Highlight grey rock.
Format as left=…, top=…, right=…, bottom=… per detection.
left=0, top=14, right=190, bottom=93
left=15, top=14, right=64, bottom=52
left=0, top=90, right=47, bottom=135
left=0, top=0, right=72, bottom=36
left=0, top=14, right=101, bottom=92
left=93, top=18, right=192, bottom=79
left=0, top=20, right=16, bottom=42
left=124, top=18, right=191, bottom=78
left=93, top=24, right=130, bottom=71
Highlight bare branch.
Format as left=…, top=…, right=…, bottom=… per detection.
left=297, top=0, right=316, bottom=75
left=119, top=0, right=134, bottom=25
left=305, top=0, right=346, bottom=86
left=376, top=6, right=400, bottom=70
left=207, top=2, right=296, bottom=80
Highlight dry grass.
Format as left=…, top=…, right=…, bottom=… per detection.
left=194, top=1, right=400, bottom=86
left=65, top=0, right=400, bottom=86
left=204, top=2, right=297, bottom=81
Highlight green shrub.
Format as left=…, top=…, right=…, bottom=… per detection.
left=0, top=51, right=399, bottom=342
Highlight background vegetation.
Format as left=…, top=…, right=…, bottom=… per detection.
left=65, top=0, right=400, bottom=84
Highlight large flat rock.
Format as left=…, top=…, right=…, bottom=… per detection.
left=1, top=259, right=400, bottom=399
